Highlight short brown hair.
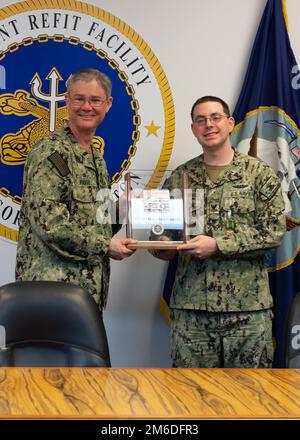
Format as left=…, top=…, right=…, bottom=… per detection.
left=191, top=96, right=231, bottom=120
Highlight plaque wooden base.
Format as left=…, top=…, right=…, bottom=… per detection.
left=127, top=241, right=183, bottom=250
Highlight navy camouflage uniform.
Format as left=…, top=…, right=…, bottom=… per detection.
left=163, top=151, right=286, bottom=367
left=16, top=126, right=112, bottom=309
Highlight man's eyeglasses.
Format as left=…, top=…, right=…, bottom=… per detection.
left=193, top=114, right=229, bottom=126
left=69, top=96, right=109, bottom=108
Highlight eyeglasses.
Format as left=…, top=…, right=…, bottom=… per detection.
left=193, top=114, right=229, bottom=126
left=69, top=96, right=109, bottom=108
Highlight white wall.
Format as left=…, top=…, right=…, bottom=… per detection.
left=1, top=0, right=300, bottom=367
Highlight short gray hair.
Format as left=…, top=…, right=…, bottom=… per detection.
left=66, top=68, right=112, bottom=97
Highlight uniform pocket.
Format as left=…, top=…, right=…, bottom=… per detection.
left=72, top=186, right=97, bottom=202
left=222, top=194, right=255, bottom=213
left=71, top=185, right=98, bottom=225
left=222, top=191, right=255, bottom=226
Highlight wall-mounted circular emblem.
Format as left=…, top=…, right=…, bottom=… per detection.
left=0, top=0, right=175, bottom=242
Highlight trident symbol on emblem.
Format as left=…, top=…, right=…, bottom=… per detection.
left=30, top=67, right=65, bottom=132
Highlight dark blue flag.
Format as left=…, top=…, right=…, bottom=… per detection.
left=231, top=0, right=300, bottom=366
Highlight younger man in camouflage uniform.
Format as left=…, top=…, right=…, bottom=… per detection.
left=154, top=96, right=286, bottom=368
left=16, top=69, right=136, bottom=308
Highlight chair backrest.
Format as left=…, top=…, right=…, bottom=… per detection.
left=0, top=281, right=110, bottom=367
left=283, top=291, right=300, bottom=367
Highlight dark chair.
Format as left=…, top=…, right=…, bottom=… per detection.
left=283, top=291, right=300, bottom=367
left=0, top=281, right=110, bottom=367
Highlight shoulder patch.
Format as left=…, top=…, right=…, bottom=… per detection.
left=259, top=175, right=281, bottom=200
left=48, top=151, right=70, bottom=177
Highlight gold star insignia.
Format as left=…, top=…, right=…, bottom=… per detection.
left=144, top=120, right=161, bottom=137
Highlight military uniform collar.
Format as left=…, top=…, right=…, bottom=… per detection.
left=206, top=150, right=244, bottom=187
left=188, top=150, right=244, bottom=187
left=62, top=126, right=101, bottom=164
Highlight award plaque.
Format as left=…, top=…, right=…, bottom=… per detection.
left=124, top=171, right=189, bottom=249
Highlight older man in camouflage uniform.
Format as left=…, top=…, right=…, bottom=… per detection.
left=154, top=96, right=286, bottom=368
left=16, top=68, right=136, bottom=308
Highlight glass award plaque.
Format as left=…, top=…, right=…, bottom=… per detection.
left=124, top=170, right=189, bottom=249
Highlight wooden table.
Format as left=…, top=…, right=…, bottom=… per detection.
left=0, top=368, right=300, bottom=419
